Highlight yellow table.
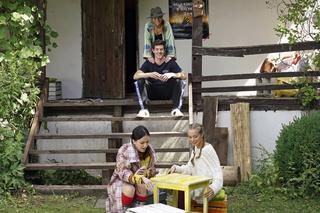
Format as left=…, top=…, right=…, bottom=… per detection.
left=151, top=173, right=212, bottom=213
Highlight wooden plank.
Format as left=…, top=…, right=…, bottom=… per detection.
left=196, top=82, right=320, bottom=93
left=230, top=103, right=251, bottom=182
left=192, top=41, right=320, bottom=56
left=24, top=162, right=188, bottom=170
left=212, top=128, right=228, bottom=166
left=193, top=46, right=244, bottom=57
left=192, top=71, right=320, bottom=82
left=202, top=97, right=229, bottom=165
left=35, top=132, right=187, bottom=139
left=203, top=97, right=218, bottom=133
left=103, top=106, right=123, bottom=184
left=44, top=99, right=187, bottom=107
left=82, top=0, right=125, bottom=98
left=29, top=148, right=190, bottom=154
left=42, top=115, right=189, bottom=122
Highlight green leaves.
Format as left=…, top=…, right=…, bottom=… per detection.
left=274, top=112, right=320, bottom=197
left=0, top=0, right=57, bottom=198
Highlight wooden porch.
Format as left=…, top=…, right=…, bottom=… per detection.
left=23, top=0, right=320, bottom=194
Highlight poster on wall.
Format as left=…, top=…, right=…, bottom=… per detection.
left=169, top=0, right=209, bottom=39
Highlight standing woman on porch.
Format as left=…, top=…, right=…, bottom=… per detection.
left=169, top=123, right=223, bottom=204
left=143, top=6, right=176, bottom=63
left=106, top=125, right=157, bottom=212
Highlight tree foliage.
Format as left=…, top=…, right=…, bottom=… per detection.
left=267, top=0, right=320, bottom=109
left=0, top=0, right=57, bottom=198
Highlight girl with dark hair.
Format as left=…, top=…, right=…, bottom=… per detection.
left=169, top=123, right=223, bottom=204
left=106, top=125, right=157, bottom=212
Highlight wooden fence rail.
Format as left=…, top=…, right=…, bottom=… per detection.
left=191, top=71, right=320, bottom=94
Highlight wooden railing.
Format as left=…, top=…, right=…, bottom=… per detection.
left=191, top=71, right=320, bottom=94
left=191, top=0, right=320, bottom=109
left=23, top=78, right=48, bottom=164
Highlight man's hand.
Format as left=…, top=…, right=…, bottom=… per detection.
left=162, top=72, right=176, bottom=81
left=148, top=72, right=163, bottom=80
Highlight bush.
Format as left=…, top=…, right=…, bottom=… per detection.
left=0, top=1, right=57, bottom=198
left=248, top=146, right=280, bottom=194
left=274, top=111, right=320, bottom=196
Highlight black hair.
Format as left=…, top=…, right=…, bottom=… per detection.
left=131, top=125, right=150, bottom=141
left=152, top=40, right=166, bottom=50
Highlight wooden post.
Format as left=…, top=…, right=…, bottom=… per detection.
left=230, top=103, right=251, bottom=182
left=192, top=0, right=203, bottom=111
left=102, top=106, right=123, bottom=184
left=188, top=73, right=194, bottom=125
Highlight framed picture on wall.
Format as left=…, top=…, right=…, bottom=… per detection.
left=169, top=0, right=209, bottom=39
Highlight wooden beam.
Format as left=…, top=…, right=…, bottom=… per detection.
left=188, top=73, right=194, bottom=124
left=103, top=106, right=123, bottom=184
left=35, top=131, right=187, bottom=139
left=193, top=41, right=320, bottom=56
left=192, top=71, right=320, bottom=82
left=42, top=115, right=189, bottom=122
left=192, top=0, right=203, bottom=111
left=230, top=103, right=251, bottom=182
left=194, top=82, right=320, bottom=93
left=29, top=148, right=190, bottom=154
left=24, top=162, right=188, bottom=170
left=193, top=46, right=244, bottom=57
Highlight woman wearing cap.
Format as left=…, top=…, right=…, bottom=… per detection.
left=144, top=7, right=176, bottom=63
left=105, top=125, right=157, bottom=212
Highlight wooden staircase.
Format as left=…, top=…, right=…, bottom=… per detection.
left=23, top=97, right=191, bottom=194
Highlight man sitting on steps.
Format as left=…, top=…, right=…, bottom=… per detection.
left=133, top=40, right=187, bottom=118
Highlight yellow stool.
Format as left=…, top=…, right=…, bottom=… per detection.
left=151, top=173, right=211, bottom=213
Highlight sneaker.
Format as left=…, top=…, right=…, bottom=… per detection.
left=136, top=109, right=150, bottom=118
left=171, top=108, right=184, bottom=117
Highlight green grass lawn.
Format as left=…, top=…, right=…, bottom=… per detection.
left=0, top=194, right=104, bottom=213
left=1, top=186, right=320, bottom=213
left=226, top=186, right=320, bottom=213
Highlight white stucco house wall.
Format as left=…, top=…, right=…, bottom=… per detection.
left=43, top=0, right=305, bottom=166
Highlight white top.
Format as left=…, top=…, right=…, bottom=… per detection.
left=175, top=142, right=223, bottom=203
